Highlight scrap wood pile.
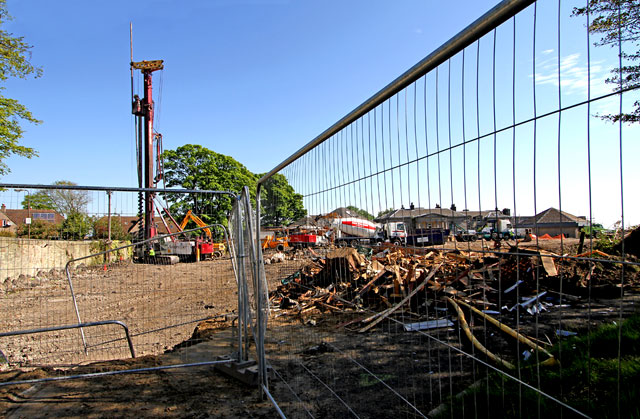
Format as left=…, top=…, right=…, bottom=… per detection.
left=269, top=245, right=639, bottom=367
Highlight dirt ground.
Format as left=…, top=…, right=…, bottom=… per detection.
left=0, top=239, right=637, bottom=418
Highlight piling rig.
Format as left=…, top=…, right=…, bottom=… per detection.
left=130, top=59, right=186, bottom=264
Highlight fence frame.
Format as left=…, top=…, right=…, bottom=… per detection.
left=254, top=0, right=536, bottom=396
left=0, top=183, right=262, bottom=389
left=253, top=0, right=638, bottom=416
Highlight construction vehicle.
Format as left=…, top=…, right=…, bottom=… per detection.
left=479, top=219, right=514, bottom=240
left=287, top=232, right=329, bottom=248
left=455, top=229, right=478, bottom=242
left=179, top=210, right=226, bottom=259
left=581, top=223, right=605, bottom=238
left=380, top=221, right=407, bottom=245
left=129, top=57, right=220, bottom=264
left=261, top=231, right=289, bottom=252
left=288, top=233, right=317, bottom=248
left=327, top=217, right=384, bottom=247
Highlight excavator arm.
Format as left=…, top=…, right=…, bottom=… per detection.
left=179, top=210, right=212, bottom=239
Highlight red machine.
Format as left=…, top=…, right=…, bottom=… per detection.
left=288, top=233, right=317, bottom=248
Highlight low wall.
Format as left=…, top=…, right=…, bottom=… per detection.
left=0, top=238, right=132, bottom=282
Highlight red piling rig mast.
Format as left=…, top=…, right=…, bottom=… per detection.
left=131, top=59, right=164, bottom=241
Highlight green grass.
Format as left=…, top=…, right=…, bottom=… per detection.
left=434, top=314, right=640, bottom=418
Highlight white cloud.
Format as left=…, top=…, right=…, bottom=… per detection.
left=532, top=52, right=612, bottom=97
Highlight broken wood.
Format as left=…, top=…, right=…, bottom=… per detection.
left=445, top=297, right=515, bottom=370
left=454, top=298, right=557, bottom=366
left=358, top=262, right=443, bottom=333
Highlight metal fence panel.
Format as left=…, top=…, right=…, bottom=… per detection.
left=257, top=0, right=640, bottom=417
left=0, top=185, right=241, bottom=385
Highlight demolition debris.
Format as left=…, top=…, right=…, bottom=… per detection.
left=268, top=244, right=639, bottom=368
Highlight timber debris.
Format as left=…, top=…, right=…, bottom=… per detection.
left=269, top=245, right=638, bottom=367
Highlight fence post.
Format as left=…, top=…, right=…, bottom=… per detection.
left=234, top=197, right=245, bottom=362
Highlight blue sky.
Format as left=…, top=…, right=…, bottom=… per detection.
left=1, top=0, right=639, bottom=227
left=2, top=0, right=499, bottom=183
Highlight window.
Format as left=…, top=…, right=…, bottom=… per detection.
left=33, top=213, right=55, bottom=222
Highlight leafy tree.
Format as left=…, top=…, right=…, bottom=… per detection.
left=41, top=180, right=90, bottom=217
left=24, top=181, right=91, bottom=241
left=162, top=144, right=257, bottom=227
left=21, top=190, right=53, bottom=209
left=0, top=0, right=42, bottom=176
left=346, top=205, right=374, bottom=221
left=92, top=215, right=130, bottom=241
left=573, top=0, right=640, bottom=123
left=259, top=173, right=306, bottom=227
left=59, top=211, right=91, bottom=240
left=377, top=208, right=395, bottom=218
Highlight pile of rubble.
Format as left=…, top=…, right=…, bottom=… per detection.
left=269, top=245, right=638, bottom=366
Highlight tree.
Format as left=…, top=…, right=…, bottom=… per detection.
left=0, top=0, right=42, bottom=176
left=42, top=180, right=90, bottom=217
left=92, top=215, right=130, bottom=241
left=573, top=0, right=640, bottom=123
left=377, top=208, right=395, bottom=218
left=21, top=190, right=53, bottom=209
left=346, top=206, right=374, bottom=221
left=28, top=180, right=91, bottom=241
left=162, top=144, right=257, bottom=227
left=59, top=211, right=91, bottom=240
left=259, top=173, right=306, bottom=227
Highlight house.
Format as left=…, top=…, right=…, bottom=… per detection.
left=517, top=208, right=588, bottom=238
left=375, top=206, right=429, bottom=232
left=114, top=216, right=174, bottom=237
left=0, top=208, right=16, bottom=235
left=378, top=206, right=513, bottom=235
left=1, top=204, right=65, bottom=235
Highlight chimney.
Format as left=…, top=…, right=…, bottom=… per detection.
left=1, top=204, right=5, bottom=212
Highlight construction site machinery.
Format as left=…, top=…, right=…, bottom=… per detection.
left=287, top=232, right=329, bottom=248
left=328, top=217, right=384, bottom=248
left=261, top=232, right=289, bottom=252
left=455, top=230, right=478, bottom=242
left=479, top=219, right=514, bottom=240
left=130, top=58, right=182, bottom=264
left=179, top=210, right=226, bottom=259
left=380, top=221, right=407, bottom=245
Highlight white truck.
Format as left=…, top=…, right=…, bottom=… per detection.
left=381, top=221, right=407, bottom=245
left=328, top=218, right=384, bottom=247
left=480, top=219, right=515, bottom=240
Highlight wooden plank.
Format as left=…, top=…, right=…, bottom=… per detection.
left=358, top=262, right=444, bottom=333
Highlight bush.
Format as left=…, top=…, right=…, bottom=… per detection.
left=17, top=220, right=59, bottom=239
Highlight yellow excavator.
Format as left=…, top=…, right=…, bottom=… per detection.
left=179, top=210, right=226, bottom=258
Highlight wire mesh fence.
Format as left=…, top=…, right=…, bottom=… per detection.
left=0, top=184, right=243, bottom=384
left=257, top=0, right=640, bottom=417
